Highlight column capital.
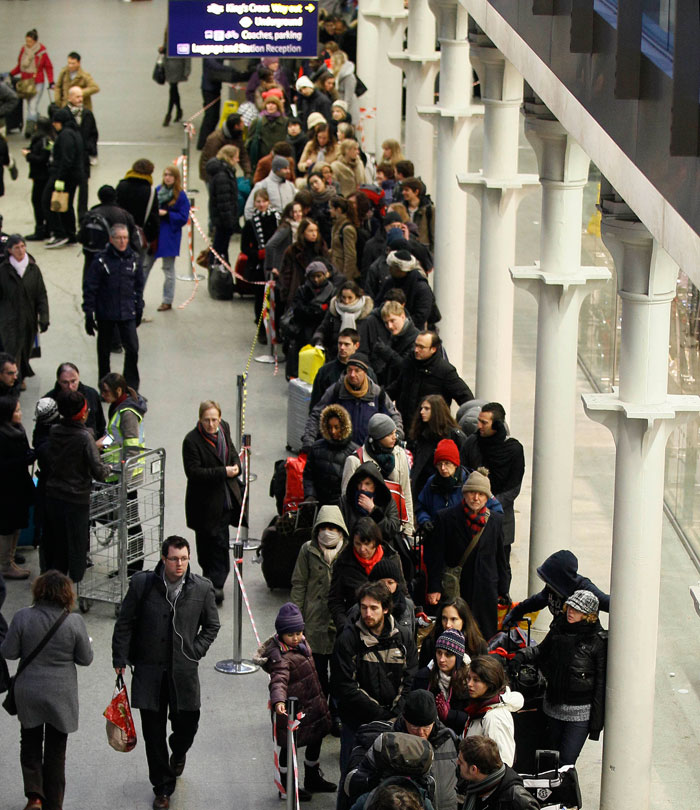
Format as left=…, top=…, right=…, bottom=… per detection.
left=601, top=216, right=678, bottom=300
left=469, top=45, right=523, bottom=103
left=511, top=263, right=610, bottom=294
left=523, top=115, right=589, bottom=185
left=458, top=172, right=539, bottom=211
left=582, top=392, right=700, bottom=443
left=417, top=103, right=484, bottom=124
left=388, top=52, right=440, bottom=69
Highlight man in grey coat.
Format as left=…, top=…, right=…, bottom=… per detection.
left=112, top=536, right=220, bottom=810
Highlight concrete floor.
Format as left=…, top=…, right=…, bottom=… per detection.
left=1, top=2, right=700, bottom=809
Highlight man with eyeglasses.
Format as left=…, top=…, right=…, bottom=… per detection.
left=112, top=535, right=220, bottom=810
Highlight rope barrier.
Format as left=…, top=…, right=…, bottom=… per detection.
left=229, top=450, right=261, bottom=647
left=185, top=93, right=222, bottom=125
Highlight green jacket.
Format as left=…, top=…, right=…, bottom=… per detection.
left=290, top=505, right=348, bottom=654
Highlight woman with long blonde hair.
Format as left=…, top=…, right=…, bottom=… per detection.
left=145, top=164, right=191, bottom=312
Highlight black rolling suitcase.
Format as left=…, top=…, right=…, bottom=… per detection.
left=3, top=77, right=23, bottom=134
left=521, top=750, right=582, bottom=809
left=257, top=502, right=317, bottom=589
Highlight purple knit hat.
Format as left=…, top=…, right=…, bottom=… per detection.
left=435, top=629, right=466, bottom=658
left=275, top=602, right=305, bottom=635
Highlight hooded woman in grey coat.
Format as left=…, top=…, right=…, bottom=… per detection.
left=291, top=505, right=348, bottom=705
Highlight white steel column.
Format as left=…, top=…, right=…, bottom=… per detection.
left=511, top=107, right=609, bottom=601
left=355, top=0, right=380, bottom=155
left=582, top=203, right=700, bottom=810
left=418, top=0, right=482, bottom=372
left=363, top=0, right=407, bottom=158
left=457, top=40, right=538, bottom=413
left=388, top=0, right=440, bottom=193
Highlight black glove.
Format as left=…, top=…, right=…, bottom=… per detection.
left=135, top=311, right=143, bottom=327
left=39, top=322, right=49, bottom=333
left=501, top=611, right=516, bottom=629
left=421, top=520, right=434, bottom=536
left=84, top=315, right=96, bottom=336
left=498, top=593, right=512, bottom=607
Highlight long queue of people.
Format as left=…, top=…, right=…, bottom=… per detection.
left=0, top=8, right=614, bottom=810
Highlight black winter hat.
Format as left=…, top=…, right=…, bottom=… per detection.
left=97, top=185, right=117, bottom=204
left=402, top=690, right=438, bottom=726
left=345, top=353, right=370, bottom=372
left=369, top=558, right=402, bottom=583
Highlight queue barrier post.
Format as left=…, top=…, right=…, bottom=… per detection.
left=215, top=537, right=258, bottom=675
left=240, top=433, right=260, bottom=552
left=286, top=696, right=299, bottom=810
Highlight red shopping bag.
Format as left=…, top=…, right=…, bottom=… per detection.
left=104, top=673, right=137, bottom=752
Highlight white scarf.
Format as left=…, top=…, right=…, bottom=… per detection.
left=10, top=255, right=29, bottom=278
left=317, top=528, right=343, bottom=565
left=336, top=296, right=365, bottom=330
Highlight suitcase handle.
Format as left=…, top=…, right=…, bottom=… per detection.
left=535, top=748, right=560, bottom=778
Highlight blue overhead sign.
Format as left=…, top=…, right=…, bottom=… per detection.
left=168, top=1, right=319, bottom=58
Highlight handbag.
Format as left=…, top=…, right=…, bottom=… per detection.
left=16, top=77, right=37, bottom=99
left=441, top=510, right=490, bottom=600
left=152, top=55, right=166, bottom=86
left=2, top=610, right=70, bottom=716
left=50, top=190, right=69, bottom=213
left=104, top=673, right=138, bottom=752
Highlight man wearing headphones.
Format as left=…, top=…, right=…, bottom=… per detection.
left=462, top=403, right=525, bottom=563
left=112, top=536, right=220, bottom=810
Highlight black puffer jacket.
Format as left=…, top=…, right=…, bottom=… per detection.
left=518, top=614, right=607, bottom=737
left=45, top=420, right=112, bottom=505
left=375, top=268, right=435, bottom=330
left=303, top=403, right=358, bottom=505
left=206, top=158, right=239, bottom=231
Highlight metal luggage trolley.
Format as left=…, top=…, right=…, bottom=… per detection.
left=78, top=448, right=166, bottom=616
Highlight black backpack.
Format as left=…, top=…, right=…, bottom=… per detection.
left=78, top=211, right=111, bottom=254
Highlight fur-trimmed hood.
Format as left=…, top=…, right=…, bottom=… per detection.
left=319, top=403, right=353, bottom=443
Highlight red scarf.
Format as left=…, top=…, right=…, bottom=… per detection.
left=353, top=544, right=384, bottom=576
left=464, top=693, right=503, bottom=724
left=463, top=503, right=488, bottom=535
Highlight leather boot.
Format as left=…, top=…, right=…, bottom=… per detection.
left=163, top=112, right=171, bottom=127
left=304, top=763, right=336, bottom=793
left=175, top=107, right=183, bottom=122
left=0, top=562, right=30, bottom=580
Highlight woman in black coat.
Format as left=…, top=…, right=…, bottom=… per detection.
left=182, top=400, right=243, bottom=604
left=303, top=403, right=358, bottom=506
left=327, top=517, right=404, bottom=632
left=408, top=394, right=469, bottom=499
left=338, top=461, right=401, bottom=550
left=425, top=468, right=510, bottom=640
left=0, top=396, right=35, bottom=580
left=205, top=145, right=241, bottom=270
left=0, top=235, right=49, bottom=382
left=514, top=589, right=607, bottom=765
left=239, top=187, right=280, bottom=325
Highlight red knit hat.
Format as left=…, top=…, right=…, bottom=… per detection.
left=433, top=439, right=460, bottom=467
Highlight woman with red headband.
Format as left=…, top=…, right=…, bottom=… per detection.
left=44, top=390, right=112, bottom=584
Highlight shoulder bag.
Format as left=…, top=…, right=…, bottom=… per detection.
left=441, top=510, right=490, bottom=600
left=3, top=610, right=70, bottom=716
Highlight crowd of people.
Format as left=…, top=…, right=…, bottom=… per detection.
left=0, top=8, right=612, bottom=810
